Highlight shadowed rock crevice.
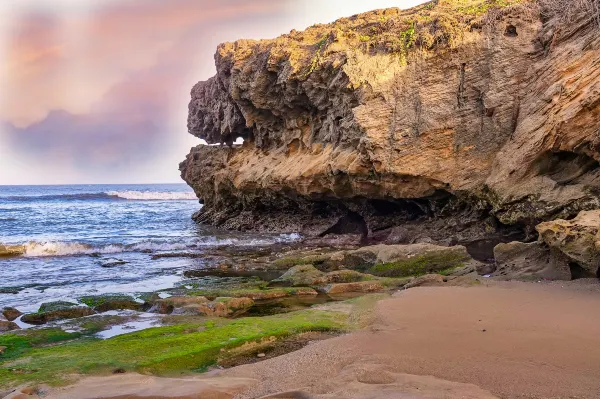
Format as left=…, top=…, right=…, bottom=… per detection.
left=532, top=150, right=600, bottom=186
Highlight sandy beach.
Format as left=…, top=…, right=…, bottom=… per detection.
left=30, top=280, right=600, bottom=399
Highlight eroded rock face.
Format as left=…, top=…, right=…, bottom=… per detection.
left=493, top=241, right=572, bottom=280
left=181, top=2, right=600, bottom=243
left=536, top=210, right=600, bottom=278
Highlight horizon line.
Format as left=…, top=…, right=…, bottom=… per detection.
left=0, top=182, right=188, bottom=187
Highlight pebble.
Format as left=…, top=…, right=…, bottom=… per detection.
left=257, top=353, right=266, bottom=358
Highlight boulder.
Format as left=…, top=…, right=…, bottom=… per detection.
left=79, top=294, right=143, bottom=312
left=99, top=258, right=128, bottom=268
left=21, top=302, right=95, bottom=325
left=38, top=301, right=79, bottom=312
left=242, top=288, right=318, bottom=300
left=322, top=281, right=384, bottom=295
left=272, top=264, right=325, bottom=286
left=493, top=241, right=572, bottom=280
left=174, top=297, right=255, bottom=317
left=2, top=307, right=22, bottom=321
left=0, top=321, right=20, bottom=332
left=151, top=296, right=254, bottom=317
left=149, top=296, right=210, bottom=314
left=536, top=211, right=600, bottom=278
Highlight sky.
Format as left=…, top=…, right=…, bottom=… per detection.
left=0, top=0, right=424, bottom=185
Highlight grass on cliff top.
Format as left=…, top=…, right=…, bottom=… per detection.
left=0, top=309, right=350, bottom=389
left=298, top=0, right=530, bottom=75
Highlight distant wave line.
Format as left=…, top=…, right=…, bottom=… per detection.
left=1, top=191, right=198, bottom=202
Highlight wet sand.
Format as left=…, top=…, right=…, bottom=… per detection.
left=20, top=280, right=600, bottom=399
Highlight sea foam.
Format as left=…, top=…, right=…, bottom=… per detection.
left=1, top=233, right=302, bottom=258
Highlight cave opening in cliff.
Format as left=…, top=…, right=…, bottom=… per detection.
left=319, top=210, right=368, bottom=241
left=368, top=199, right=427, bottom=220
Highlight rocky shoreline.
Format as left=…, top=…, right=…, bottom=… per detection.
left=2, top=218, right=599, bottom=396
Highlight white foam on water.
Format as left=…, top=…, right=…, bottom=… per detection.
left=5, top=232, right=302, bottom=258
left=23, top=241, right=100, bottom=257
left=105, top=190, right=197, bottom=201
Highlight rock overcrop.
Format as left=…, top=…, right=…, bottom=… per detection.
left=493, top=241, right=572, bottom=281
left=180, top=0, right=600, bottom=249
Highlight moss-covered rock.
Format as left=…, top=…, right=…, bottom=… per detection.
left=271, top=264, right=376, bottom=287
left=21, top=302, right=95, bottom=325
left=149, top=296, right=210, bottom=314
left=355, top=245, right=472, bottom=277
left=79, top=294, right=143, bottom=312
left=271, top=264, right=326, bottom=286
left=322, top=281, right=385, bottom=295
left=271, top=244, right=472, bottom=278
left=367, top=251, right=470, bottom=277
left=38, top=301, right=78, bottom=313
left=174, top=297, right=255, bottom=318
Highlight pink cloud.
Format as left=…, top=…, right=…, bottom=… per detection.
left=1, top=0, right=293, bottom=183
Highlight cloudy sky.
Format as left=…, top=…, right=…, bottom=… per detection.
left=0, top=0, right=423, bottom=185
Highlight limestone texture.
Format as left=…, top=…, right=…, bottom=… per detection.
left=181, top=0, right=600, bottom=247
left=493, top=241, right=572, bottom=280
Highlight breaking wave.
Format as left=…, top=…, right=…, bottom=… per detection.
left=0, top=234, right=302, bottom=258
left=2, top=191, right=197, bottom=202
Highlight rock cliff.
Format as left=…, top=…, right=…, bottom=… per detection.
left=181, top=0, right=600, bottom=255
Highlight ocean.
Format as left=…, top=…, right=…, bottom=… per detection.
left=0, top=184, right=298, bottom=312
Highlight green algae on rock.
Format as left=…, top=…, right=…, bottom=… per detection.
left=367, top=250, right=469, bottom=277
left=21, top=302, right=95, bottom=326
left=0, top=307, right=352, bottom=389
